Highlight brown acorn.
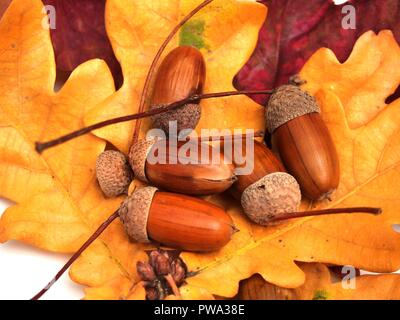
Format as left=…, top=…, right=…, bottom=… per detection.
left=229, top=140, right=301, bottom=225
left=266, top=85, right=340, bottom=201
left=150, top=46, right=206, bottom=133
left=128, top=138, right=236, bottom=195
left=119, top=187, right=236, bottom=252
left=237, top=274, right=296, bottom=300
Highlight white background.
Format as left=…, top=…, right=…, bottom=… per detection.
left=0, top=199, right=84, bottom=299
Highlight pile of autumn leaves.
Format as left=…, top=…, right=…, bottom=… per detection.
left=0, top=0, right=400, bottom=300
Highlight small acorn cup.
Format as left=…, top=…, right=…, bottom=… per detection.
left=266, top=84, right=340, bottom=201
left=96, top=150, right=133, bottom=197
left=119, top=187, right=236, bottom=252
left=229, top=140, right=301, bottom=225
left=128, top=138, right=236, bottom=195
left=150, top=46, right=206, bottom=133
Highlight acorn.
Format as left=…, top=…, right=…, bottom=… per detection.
left=128, top=138, right=236, bottom=195
left=119, top=187, right=236, bottom=252
left=266, top=85, right=340, bottom=201
left=229, top=140, right=301, bottom=225
left=150, top=46, right=206, bottom=133
left=237, top=274, right=296, bottom=300
left=96, top=150, right=133, bottom=197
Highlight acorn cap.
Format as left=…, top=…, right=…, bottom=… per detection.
left=118, top=186, right=158, bottom=243
left=150, top=103, right=201, bottom=134
left=96, top=150, right=133, bottom=197
left=128, top=138, right=157, bottom=182
left=241, top=172, right=301, bottom=226
left=266, top=85, right=320, bottom=133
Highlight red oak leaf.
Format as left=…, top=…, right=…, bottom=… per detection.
left=234, top=0, right=400, bottom=105
left=42, top=0, right=122, bottom=87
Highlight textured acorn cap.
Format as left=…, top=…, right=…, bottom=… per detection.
left=128, top=138, right=157, bottom=182
left=96, top=150, right=133, bottom=197
left=266, top=85, right=320, bottom=133
left=241, top=172, right=301, bottom=226
left=150, top=103, right=201, bottom=134
left=119, top=186, right=158, bottom=243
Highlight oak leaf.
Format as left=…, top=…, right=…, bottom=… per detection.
left=84, top=0, right=267, bottom=153
left=0, top=0, right=144, bottom=299
left=238, top=263, right=400, bottom=300
left=234, top=0, right=400, bottom=105
left=174, top=30, right=400, bottom=298
left=0, top=0, right=267, bottom=299
left=79, top=25, right=400, bottom=297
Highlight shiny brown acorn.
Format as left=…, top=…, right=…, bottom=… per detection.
left=228, top=140, right=301, bottom=225
left=119, top=187, right=236, bottom=252
left=266, top=85, right=340, bottom=201
left=237, top=274, right=297, bottom=300
left=150, top=46, right=206, bottom=133
left=129, top=138, right=236, bottom=195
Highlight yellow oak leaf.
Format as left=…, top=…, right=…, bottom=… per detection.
left=84, top=0, right=267, bottom=153
left=0, top=0, right=114, bottom=247
left=0, top=0, right=145, bottom=298
left=301, top=30, right=400, bottom=129
left=238, top=263, right=400, bottom=300
left=83, top=274, right=134, bottom=300
left=328, top=274, right=400, bottom=300
left=179, top=284, right=216, bottom=300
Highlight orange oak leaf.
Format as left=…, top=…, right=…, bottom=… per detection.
left=84, top=0, right=267, bottom=153
left=0, top=0, right=116, bottom=248
left=301, top=30, right=400, bottom=129
left=0, top=0, right=145, bottom=299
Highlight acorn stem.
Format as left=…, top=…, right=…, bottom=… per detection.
left=271, top=207, right=382, bottom=223
left=164, top=274, right=182, bottom=298
left=31, top=210, right=120, bottom=300
left=35, top=90, right=274, bottom=153
left=133, top=0, right=215, bottom=144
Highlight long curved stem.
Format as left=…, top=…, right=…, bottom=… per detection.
left=35, top=89, right=274, bottom=153
left=31, top=210, right=120, bottom=300
left=271, top=207, right=382, bottom=223
left=133, top=0, right=215, bottom=144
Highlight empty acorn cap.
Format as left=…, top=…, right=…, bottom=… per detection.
left=96, top=150, right=133, bottom=197
left=241, top=172, right=301, bottom=226
left=128, top=138, right=157, bottom=182
left=119, top=186, right=158, bottom=243
left=266, top=85, right=320, bottom=133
